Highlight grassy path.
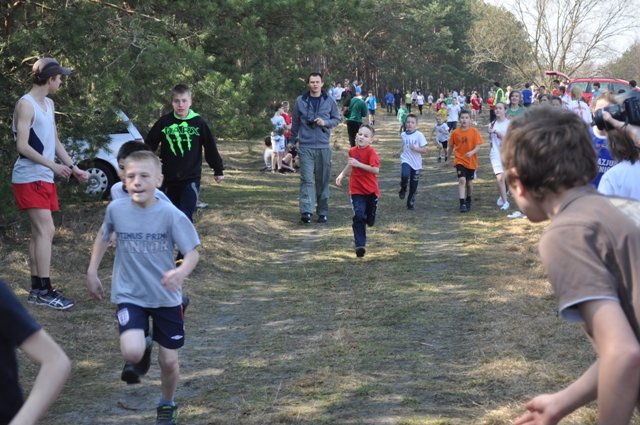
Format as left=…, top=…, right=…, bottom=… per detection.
left=5, top=110, right=632, bottom=424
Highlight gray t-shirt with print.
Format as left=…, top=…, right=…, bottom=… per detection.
left=102, top=197, right=200, bottom=308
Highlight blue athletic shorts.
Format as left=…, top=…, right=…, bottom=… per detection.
left=116, top=303, right=185, bottom=349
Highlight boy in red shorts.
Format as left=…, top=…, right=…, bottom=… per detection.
left=12, top=57, right=88, bottom=309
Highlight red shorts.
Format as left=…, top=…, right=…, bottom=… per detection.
left=12, top=182, right=60, bottom=211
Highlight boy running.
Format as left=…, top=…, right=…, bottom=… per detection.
left=397, top=114, right=428, bottom=210
left=336, top=125, right=380, bottom=258
left=447, top=110, right=483, bottom=213
left=432, top=115, right=450, bottom=163
left=87, top=151, right=200, bottom=425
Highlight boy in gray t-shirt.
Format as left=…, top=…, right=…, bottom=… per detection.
left=87, top=151, right=199, bottom=425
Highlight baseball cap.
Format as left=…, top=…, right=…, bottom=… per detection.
left=355, top=87, right=362, bottom=94
left=33, top=58, right=72, bottom=80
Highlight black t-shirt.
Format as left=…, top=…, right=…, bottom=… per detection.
left=0, top=280, right=41, bottom=425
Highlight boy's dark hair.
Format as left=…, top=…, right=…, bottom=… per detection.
left=630, top=80, right=637, bottom=88
left=550, top=95, right=563, bottom=104
left=593, top=82, right=600, bottom=89
left=608, top=128, right=639, bottom=164
left=525, top=83, right=530, bottom=88
left=459, top=110, right=471, bottom=118
left=307, top=72, right=323, bottom=82
left=553, top=79, right=560, bottom=84
left=406, top=113, right=418, bottom=121
left=264, top=136, right=272, bottom=148
left=171, top=84, right=191, bottom=97
left=117, top=141, right=152, bottom=161
left=494, top=82, right=500, bottom=87
left=501, top=106, right=596, bottom=201
left=559, top=86, right=566, bottom=94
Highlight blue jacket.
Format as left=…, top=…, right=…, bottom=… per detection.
left=291, top=90, right=342, bottom=149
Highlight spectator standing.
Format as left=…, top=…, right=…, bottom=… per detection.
left=290, top=72, right=342, bottom=224
left=11, top=57, right=89, bottom=310
left=505, top=107, right=640, bottom=425
left=521, top=83, right=533, bottom=107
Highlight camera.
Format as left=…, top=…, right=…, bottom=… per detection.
left=306, top=119, right=317, bottom=127
left=594, top=91, right=640, bottom=130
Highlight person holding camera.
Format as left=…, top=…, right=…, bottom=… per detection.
left=290, top=72, right=342, bottom=224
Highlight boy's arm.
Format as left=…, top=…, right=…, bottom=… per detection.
left=349, top=158, right=379, bottom=174
left=201, top=122, right=225, bottom=181
left=86, top=228, right=111, bottom=300
left=10, top=329, right=71, bottom=425
left=161, top=248, right=199, bottom=292
left=514, top=299, right=640, bottom=425
left=335, top=163, right=352, bottom=187
left=582, top=299, right=640, bottom=424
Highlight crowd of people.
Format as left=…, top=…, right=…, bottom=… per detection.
left=6, top=56, right=640, bottom=425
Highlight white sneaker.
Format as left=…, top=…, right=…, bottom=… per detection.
left=496, top=197, right=505, bottom=207
left=507, top=210, right=526, bottom=219
left=499, top=201, right=510, bottom=211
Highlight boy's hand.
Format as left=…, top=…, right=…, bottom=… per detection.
left=335, top=174, right=343, bottom=187
left=214, top=175, right=224, bottom=184
left=161, top=268, right=185, bottom=292
left=72, top=166, right=90, bottom=182
left=347, top=157, right=362, bottom=168
left=513, top=394, right=564, bottom=425
left=86, top=273, right=104, bottom=300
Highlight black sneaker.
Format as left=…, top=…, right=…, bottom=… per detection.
left=317, top=215, right=328, bottom=224
left=300, top=213, right=312, bottom=224
left=355, top=247, right=366, bottom=258
left=459, top=204, right=468, bottom=213
left=156, top=404, right=178, bottom=425
left=121, top=341, right=152, bottom=384
left=34, top=289, right=75, bottom=310
left=437, top=156, right=442, bottom=163
left=398, top=190, right=406, bottom=200
left=466, top=201, right=472, bottom=211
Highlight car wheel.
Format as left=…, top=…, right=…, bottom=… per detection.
left=82, top=160, right=116, bottom=199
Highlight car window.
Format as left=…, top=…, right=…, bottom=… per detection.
left=611, top=82, right=629, bottom=94
left=570, top=82, right=589, bottom=92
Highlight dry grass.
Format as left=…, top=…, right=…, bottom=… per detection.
left=2, top=110, right=638, bottom=424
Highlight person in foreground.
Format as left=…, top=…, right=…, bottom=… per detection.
left=1, top=278, right=70, bottom=425
left=86, top=151, right=200, bottom=425
left=335, top=125, right=380, bottom=258
left=503, top=107, right=640, bottom=425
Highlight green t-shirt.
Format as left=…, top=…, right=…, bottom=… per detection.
left=347, top=96, right=368, bottom=122
left=397, top=107, right=409, bottom=123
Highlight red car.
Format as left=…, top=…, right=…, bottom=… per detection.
left=544, top=70, right=630, bottom=104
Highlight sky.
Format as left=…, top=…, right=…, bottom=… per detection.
left=483, top=0, right=638, bottom=57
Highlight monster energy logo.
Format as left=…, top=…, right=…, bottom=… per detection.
left=161, top=122, right=200, bottom=157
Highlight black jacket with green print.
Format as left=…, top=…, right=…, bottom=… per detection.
left=145, top=110, right=224, bottom=183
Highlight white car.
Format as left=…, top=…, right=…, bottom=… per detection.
left=68, top=111, right=143, bottom=198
